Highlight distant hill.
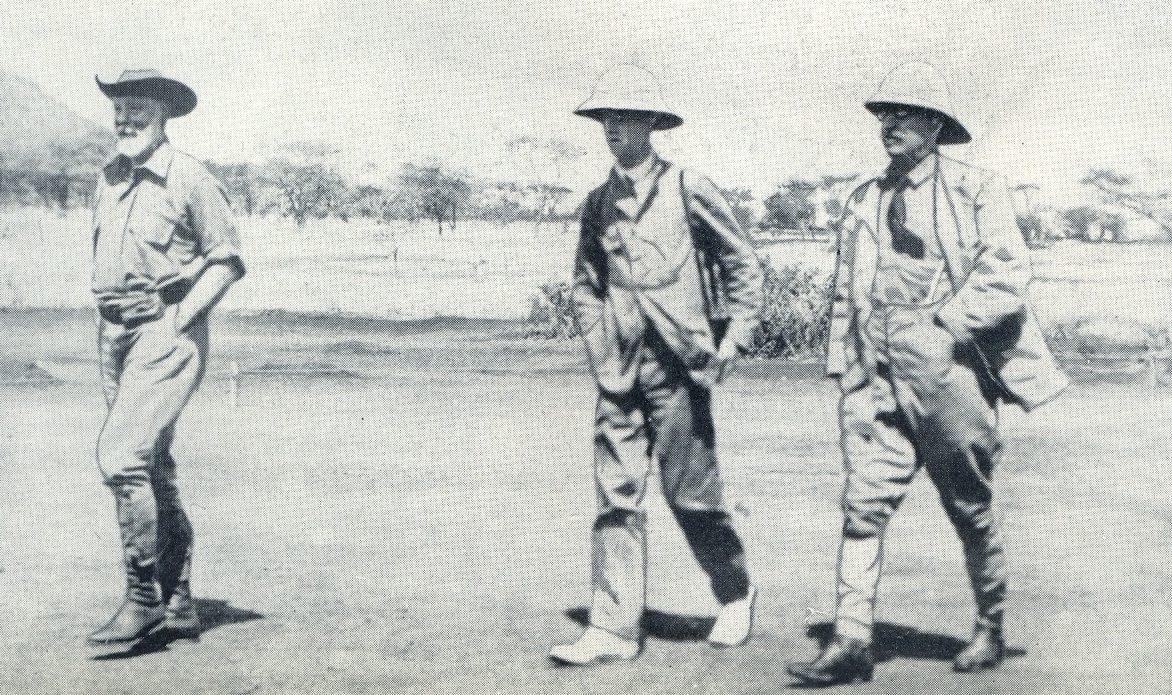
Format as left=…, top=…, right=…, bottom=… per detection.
left=0, top=71, right=113, bottom=206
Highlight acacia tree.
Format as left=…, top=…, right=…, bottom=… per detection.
left=763, top=180, right=817, bottom=236
left=267, top=160, right=345, bottom=226
left=397, top=163, right=471, bottom=235
left=260, top=143, right=348, bottom=227
left=506, top=136, right=585, bottom=228
left=1081, top=167, right=1172, bottom=240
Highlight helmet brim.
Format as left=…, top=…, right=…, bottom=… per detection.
left=865, top=100, right=970, bottom=145
left=574, top=107, right=683, bottom=131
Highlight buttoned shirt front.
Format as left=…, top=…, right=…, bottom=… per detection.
left=870, top=153, right=948, bottom=307
left=92, top=141, right=244, bottom=309
left=599, top=153, right=665, bottom=346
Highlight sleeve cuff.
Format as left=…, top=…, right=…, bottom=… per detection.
left=206, top=251, right=246, bottom=279
left=724, top=318, right=758, bottom=352
left=935, top=306, right=973, bottom=345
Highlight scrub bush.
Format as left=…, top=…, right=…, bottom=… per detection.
left=745, top=263, right=833, bottom=359
left=525, top=281, right=580, bottom=339
left=526, top=262, right=834, bottom=363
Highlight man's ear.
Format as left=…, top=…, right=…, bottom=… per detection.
left=929, top=114, right=945, bottom=142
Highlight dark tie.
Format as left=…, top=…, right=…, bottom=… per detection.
left=613, top=174, right=636, bottom=210
left=886, top=175, right=925, bottom=259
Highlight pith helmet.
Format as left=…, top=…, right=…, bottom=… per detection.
left=865, top=62, right=970, bottom=145
left=96, top=69, right=197, bottom=118
left=574, top=64, right=683, bottom=130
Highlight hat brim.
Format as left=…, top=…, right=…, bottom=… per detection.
left=96, top=76, right=197, bottom=118
left=865, top=101, right=971, bottom=145
left=574, top=107, right=683, bottom=131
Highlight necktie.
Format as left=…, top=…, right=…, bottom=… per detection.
left=615, top=174, right=636, bottom=203
left=886, top=176, right=925, bottom=259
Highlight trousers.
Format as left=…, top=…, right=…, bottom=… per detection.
left=834, top=304, right=1006, bottom=642
left=589, top=331, right=749, bottom=640
left=97, top=303, right=207, bottom=605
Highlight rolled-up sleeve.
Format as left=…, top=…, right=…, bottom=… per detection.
left=188, top=173, right=246, bottom=277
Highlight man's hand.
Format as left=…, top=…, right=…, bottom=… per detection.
left=710, top=338, right=741, bottom=385
left=172, top=303, right=194, bottom=334
left=171, top=262, right=242, bottom=335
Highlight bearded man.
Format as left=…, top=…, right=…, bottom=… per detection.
left=87, top=69, right=244, bottom=646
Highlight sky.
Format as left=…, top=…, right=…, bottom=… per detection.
left=2, top=0, right=1171, bottom=205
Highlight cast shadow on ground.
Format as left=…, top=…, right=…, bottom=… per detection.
left=92, top=599, right=263, bottom=661
left=565, top=607, right=716, bottom=641
left=803, top=621, right=1027, bottom=663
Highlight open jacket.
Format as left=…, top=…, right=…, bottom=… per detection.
left=826, top=153, right=1067, bottom=411
left=572, top=159, right=762, bottom=394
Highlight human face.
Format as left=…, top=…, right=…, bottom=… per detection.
left=874, top=105, right=942, bottom=162
left=600, top=111, right=656, bottom=168
left=112, top=96, right=168, bottom=161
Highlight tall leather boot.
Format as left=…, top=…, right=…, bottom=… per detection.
left=164, top=577, right=202, bottom=641
left=90, top=487, right=165, bottom=645
left=158, top=503, right=200, bottom=640
left=787, top=635, right=874, bottom=686
left=953, top=620, right=1004, bottom=672
left=88, top=557, right=165, bottom=645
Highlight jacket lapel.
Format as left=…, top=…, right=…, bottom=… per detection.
left=849, top=180, right=881, bottom=316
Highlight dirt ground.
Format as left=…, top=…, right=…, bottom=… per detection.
left=2, top=309, right=1171, bottom=694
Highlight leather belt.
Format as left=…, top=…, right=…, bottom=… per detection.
left=97, top=280, right=190, bottom=328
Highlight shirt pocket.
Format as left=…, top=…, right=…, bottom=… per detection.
left=133, top=208, right=197, bottom=263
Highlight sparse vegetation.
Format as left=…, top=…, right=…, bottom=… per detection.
left=745, top=263, right=833, bottom=359
left=525, top=281, right=579, bottom=339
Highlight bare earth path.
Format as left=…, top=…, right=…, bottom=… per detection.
left=1, top=310, right=1170, bottom=694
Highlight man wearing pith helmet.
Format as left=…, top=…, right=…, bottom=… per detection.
left=786, top=62, right=1067, bottom=685
left=86, top=69, right=244, bottom=647
left=549, top=64, right=763, bottom=666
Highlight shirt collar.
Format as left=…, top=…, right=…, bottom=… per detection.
left=905, top=152, right=936, bottom=188
left=104, top=140, right=174, bottom=182
left=613, top=151, right=659, bottom=186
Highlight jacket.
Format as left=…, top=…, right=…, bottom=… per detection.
left=572, top=158, right=762, bottom=394
left=826, top=153, right=1067, bottom=411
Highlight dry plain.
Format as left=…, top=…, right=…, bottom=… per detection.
left=1, top=212, right=1171, bottom=693
left=1, top=306, right=1170, bottom=694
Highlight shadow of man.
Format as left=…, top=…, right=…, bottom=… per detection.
left=805, top=620, right=1027, bottom=663
left=564, top=606, right=717, bottom=642
left=92, top=598, right=263, bottom=661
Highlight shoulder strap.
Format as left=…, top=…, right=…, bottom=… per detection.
left=679, top=167, right=699, bottom=248
left=679, top=167, right=729, bottom=332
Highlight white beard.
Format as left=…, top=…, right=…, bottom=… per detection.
left=116, top=133, right=159, bottom=160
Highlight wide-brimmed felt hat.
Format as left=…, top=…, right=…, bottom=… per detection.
left=865, top=62, right=970, bottom=145
left=96, top=69, right=197, bottom=118
left=575, top=64, right=682, bottom=130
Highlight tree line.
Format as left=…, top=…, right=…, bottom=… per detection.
left=203, top=141, right=580, bottom=232
left=4, top=134, right=1172, bottom=244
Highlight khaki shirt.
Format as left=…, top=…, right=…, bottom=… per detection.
left=870, top=154, right=948, bottom=307
left=92, top=141, right=244, bottom=304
